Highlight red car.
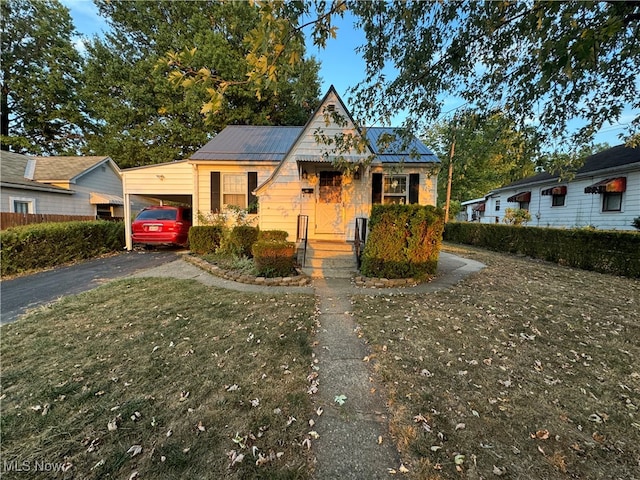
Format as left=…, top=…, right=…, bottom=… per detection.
left=131, top=206, right=192, bottom=247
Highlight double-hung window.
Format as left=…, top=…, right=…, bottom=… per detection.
left=222, top=174, right=247, bottom=209
left=383, top=175, right=408, bottom=204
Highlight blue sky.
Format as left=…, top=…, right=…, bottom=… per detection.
left=62, top=0, right=630, bottom=147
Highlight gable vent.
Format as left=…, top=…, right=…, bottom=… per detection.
left=326, top=104, right=336, bottom=112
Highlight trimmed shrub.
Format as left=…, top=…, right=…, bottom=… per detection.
left=360, top=204, right=445, bottom=280
left=252, top=240, right=296, bottom=277
left=189, top=226, right=225, bottom=254
left=1, top=220, right=124, bottom=276
left=444, top=222, right=640, bottom=278
left=258, top=230, right=289, bottom=241
left=225, top=225, right=259, bottom=257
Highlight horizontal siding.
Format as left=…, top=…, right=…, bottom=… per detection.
left=196, top=164, right=276, bottom=214
left=1, top=187, right=94, bottom=216
left=123, top=162, right=193, bottom=194
left=481, top=169, right=639, bottom=230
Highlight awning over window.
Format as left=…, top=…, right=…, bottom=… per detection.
left=507, top=191, right=531, bottom=203
left=584, top=177, right=626, bottom=194
left=541, top=185, right=567, bottom=196
left=90, top=192, right=124, bottom=205
left=472, top=203, right=486, bottom=212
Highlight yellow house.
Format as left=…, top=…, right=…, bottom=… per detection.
left=122, top=86, right=440, bottom=250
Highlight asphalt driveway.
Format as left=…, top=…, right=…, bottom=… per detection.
left=0, top=249, right=180, bottom=325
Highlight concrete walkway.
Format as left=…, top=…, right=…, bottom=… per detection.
left=129, top=252, right=485, bottom=478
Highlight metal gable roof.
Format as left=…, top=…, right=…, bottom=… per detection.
left=365, top=127, right=439, bottom=163
left=190, top=126, right=303, bottom=162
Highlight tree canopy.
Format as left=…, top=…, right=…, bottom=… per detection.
left=82, top=0, right=322, bottom=168
left=177, top=1, right=638, bottom=154
left=1, top=0, right=86, bottom=154
left=349, top=1, right=639, bottom=149
left=423, top=110, right=540, bottom=210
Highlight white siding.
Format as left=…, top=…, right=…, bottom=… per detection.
left=485, top=167, right=639, bottom=230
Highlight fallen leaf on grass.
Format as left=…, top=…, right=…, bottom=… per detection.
left=493, top=465, right=507, bottom=475
left=127, top=445, right=142, bottom=457
left=531, top=429, right=550, bottom=440
left=334, top=394, right=347, bottom=406
left=225, top=384, right=239, bottom=392
left=196, top=421, right=206, bottom=432
left=309, top=431, right=319, bottom=439
left=399, top=463, right=409, bottom=473
left=378, top=435, right=383, bottom=445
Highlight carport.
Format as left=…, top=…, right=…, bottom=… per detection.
left=121, top=160, right=195, bottom=250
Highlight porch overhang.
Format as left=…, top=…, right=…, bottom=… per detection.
left=90, top=192, right=124, bottom=205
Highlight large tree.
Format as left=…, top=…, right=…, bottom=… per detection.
left=174, top=1, right=638, bottom=157
left=423, top=111, right=540, bottom=212
left=349, top=1, right=639, bottom=149
left=82, top=0, right=322, bottom=168
left=1, top=0, right=86, bottom=154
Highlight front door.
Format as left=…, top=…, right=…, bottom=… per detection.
left=315, top=171, right=344, bottom=235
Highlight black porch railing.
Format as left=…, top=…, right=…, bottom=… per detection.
left=296, top=214, right=309, bottom=267
left=354, top=217, right=368, bottom=269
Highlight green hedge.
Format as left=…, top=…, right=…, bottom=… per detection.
left=444, top=222, right=640, bottom=278
left=252, top=240, right=296, bottom=277
left=258, top=230, right=289, bottom=241
left=1, top=221, right=125, bottom=276
left=360, top=204, right=445, bottom=280
left=224, top=225, right=259, bottom=257
left=189, top=226, right=224, bottom=254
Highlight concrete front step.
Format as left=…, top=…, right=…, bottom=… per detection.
left=299, top=241, right=358, bottom=278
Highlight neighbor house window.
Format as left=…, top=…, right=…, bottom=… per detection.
left=552, top=194, right=566, bottom=207
left=223, top=174, right=247, bottom=208
left=10, top=197, right=34, bottom=213
left=383, top=175, right=408, bottom=204
left=602, top=192, right=622, bottom=212
left=495, top=199, right=501, bottom=211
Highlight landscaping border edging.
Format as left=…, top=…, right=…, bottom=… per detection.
left=353, top=275, right=421, bottom=288
left=185, top=255, right=311, bottom=287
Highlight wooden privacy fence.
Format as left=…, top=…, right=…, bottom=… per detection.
left=1, top=212, right=96, bottom=230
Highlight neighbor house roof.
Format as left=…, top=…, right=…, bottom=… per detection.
left=33, top=156, right=118, bottom=183
left=495, top=144, right=640, bottom=191
left=189, top=125, right=438, bottom=164
left=0, top=151, right=72, bottom=194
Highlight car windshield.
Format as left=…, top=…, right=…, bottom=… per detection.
left=136, top=209, right=177, bottom=221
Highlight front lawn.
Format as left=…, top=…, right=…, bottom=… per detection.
left=0, top=278, right=317, bottom=479
left=354, top=244, right=640, bottom=479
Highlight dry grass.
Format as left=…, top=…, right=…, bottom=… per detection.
left=354, top=244, right=640, bottom=479
left=1, top=278, right=317, bottom=479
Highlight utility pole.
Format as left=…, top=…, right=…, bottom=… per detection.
left=444, top=130, right=455, bottom=223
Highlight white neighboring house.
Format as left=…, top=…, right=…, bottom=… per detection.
left=1, top=152, right=125, bottom=219
left=467, top=145, right=639, bottom=230
left=459, top=197, right=487, bottom=222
